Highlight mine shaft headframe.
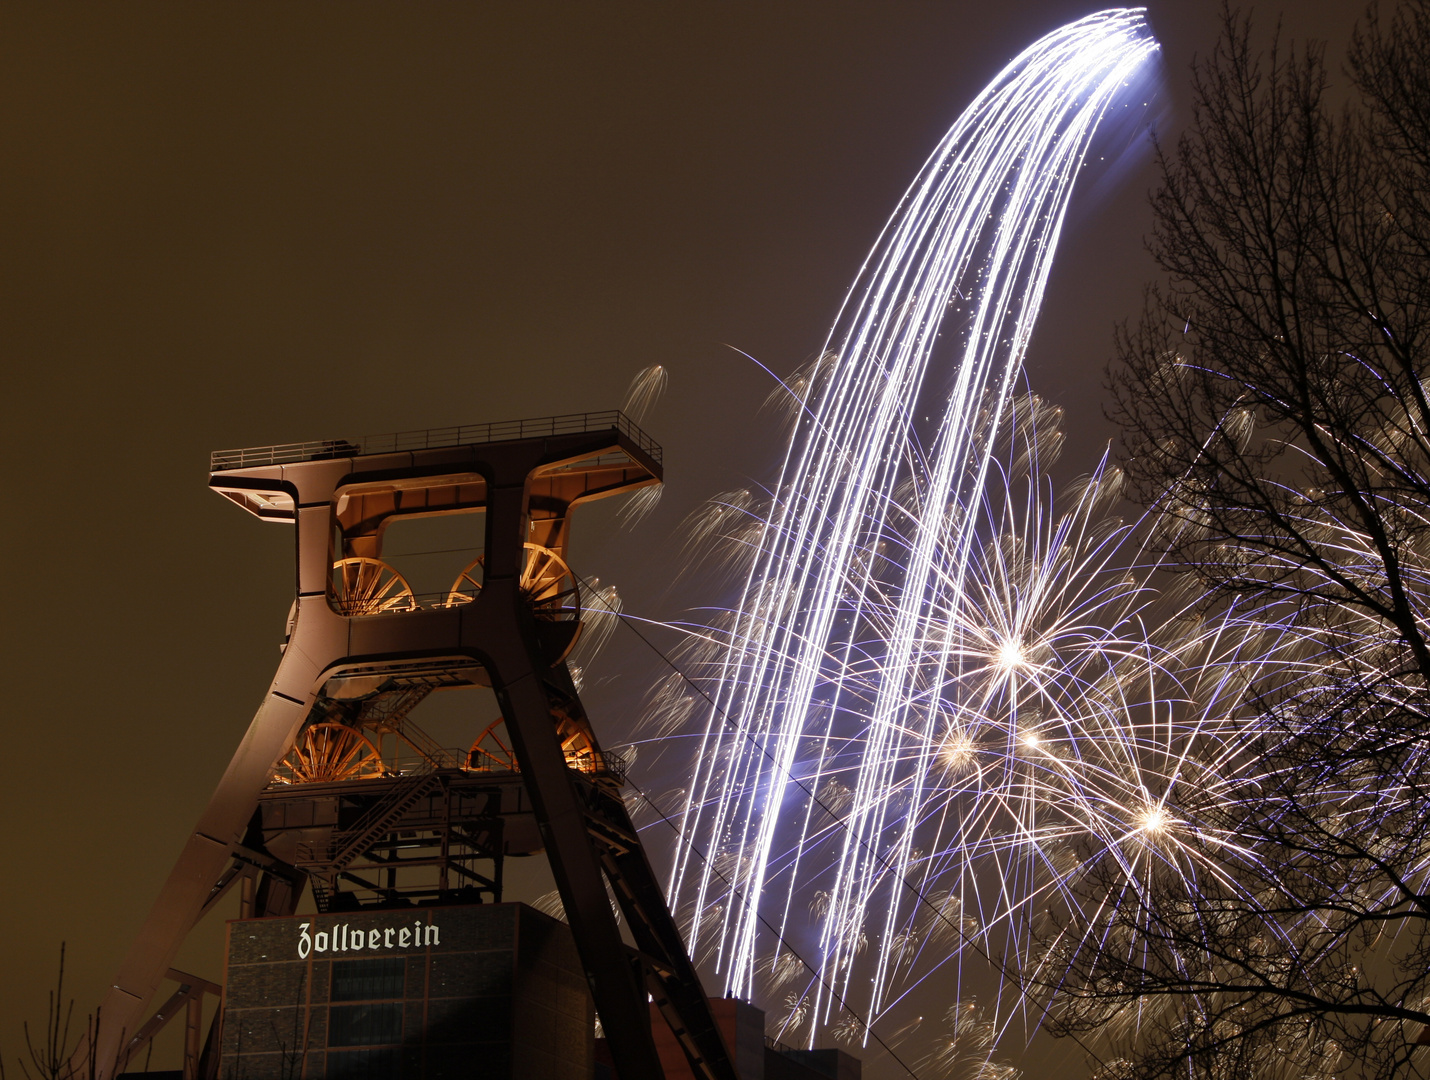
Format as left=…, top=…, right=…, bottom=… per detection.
left=90, top=410, right=739, bottom=1080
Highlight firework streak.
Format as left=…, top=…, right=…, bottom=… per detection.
left=672, top=9, right=1165, bottom=1047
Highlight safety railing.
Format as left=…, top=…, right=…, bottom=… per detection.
left=405, top=747, right=469, bottom=772
left=329, top=590, right=581, bottom=620
left=270, top=742, right=625, bottom=783
left=590, top=748, right=628, bottom=782
left=463, top=745, right=628, bottom=781
left=211, top=411, right=661, bottom=472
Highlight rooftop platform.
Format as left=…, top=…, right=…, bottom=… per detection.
left=210, top=410, right=661, bottom=472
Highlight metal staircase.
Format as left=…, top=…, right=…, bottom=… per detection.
left=329, top=772, right=444, bottom=875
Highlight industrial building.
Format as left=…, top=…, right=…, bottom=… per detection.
left=93, top=415, right=858, bottom=1080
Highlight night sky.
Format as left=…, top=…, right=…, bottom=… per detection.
left=0, top=2, right=1355, bottom=1073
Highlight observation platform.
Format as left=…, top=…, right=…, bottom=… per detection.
left=210, top=410, right=662, bottom=472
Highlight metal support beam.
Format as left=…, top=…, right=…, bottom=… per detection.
left=183, top=996, right=202, bottom=1080
left=113, top=970, right=221, bottom=1079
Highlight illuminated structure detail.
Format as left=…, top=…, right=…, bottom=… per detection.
left=445, top=542, right=581, bottom=620
left=330, top=556, right=418, bottom=615
left=673, top=9, right=1160, bottom=1039
left=468, top=717, right=519, bottom=772
left=95, top=413, right=737, bottom=1080
left=274, top=721, right=383, bottom=784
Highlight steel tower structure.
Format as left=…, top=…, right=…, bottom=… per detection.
left=94, top=412, right=737, bottom=1080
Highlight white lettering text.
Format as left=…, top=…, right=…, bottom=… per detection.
left=295, top=918, right=441, bottom=958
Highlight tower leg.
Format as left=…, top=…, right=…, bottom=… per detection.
left=491, top=637, right=665, bottom=1080
left=588, top=789, right=739, bottom=1080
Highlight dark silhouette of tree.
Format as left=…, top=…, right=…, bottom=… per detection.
left=1047, top=4, right=1430, bottom=1078
left=2, top=945, right=102, bottom=1080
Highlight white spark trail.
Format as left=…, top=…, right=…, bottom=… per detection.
left=673, top=9, right=1159, bottom=1033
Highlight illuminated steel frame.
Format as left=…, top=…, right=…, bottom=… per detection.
left=94, top=413, right=737, bottom=1080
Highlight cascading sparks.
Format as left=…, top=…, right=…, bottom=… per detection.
left=672, top=9, right=1160, bottom=1035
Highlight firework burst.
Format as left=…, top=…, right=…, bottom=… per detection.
left=656, top=379, right=1301, bottom=1071
left=663, top=11, right=1164, bottom=1055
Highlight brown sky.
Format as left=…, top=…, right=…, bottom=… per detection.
left=0, top=2, right=1358, bottom=1074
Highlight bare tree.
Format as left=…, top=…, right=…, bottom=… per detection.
left=1048, top=4, right=1430, bottom=1078
left=4, top=945, right=101, bottom=1080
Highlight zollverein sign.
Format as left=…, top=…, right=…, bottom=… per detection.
left=297, top=916, right=441, bottom=958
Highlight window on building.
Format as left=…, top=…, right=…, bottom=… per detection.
left=331, top=957, right=406, bottom=1001
left=328, top=956, right=407, bottom=1075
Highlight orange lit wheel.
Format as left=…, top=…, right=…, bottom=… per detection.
left=521, top=545, right=580, bottom=616
left=275, top=722, right=383, bottom=784
left=554, top=710, right=598, bottom=773
left=464, top=714, right=599, bottom=774
left=331, top=557, right=417, bottom=615
left=466, top=719, right=517, bottom=772
left=446, top=543, right=579, bottom=619
left=444, top=558, right=483, bottom=608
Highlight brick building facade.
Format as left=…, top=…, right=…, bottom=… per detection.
left=219, top=903, right=591, bottom=1079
